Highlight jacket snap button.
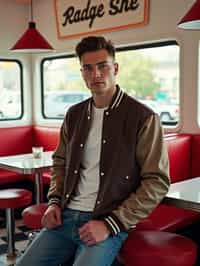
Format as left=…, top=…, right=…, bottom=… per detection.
left=74, top=170, right=78, bottom=174
left=80, top=143, right=84, bottom=148
left=100, top=172, right=104, bottom=176
left=125, top=176, right=129, bottom=179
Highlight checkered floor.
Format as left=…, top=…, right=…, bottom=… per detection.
left=0, top=216, right=30, bottom=266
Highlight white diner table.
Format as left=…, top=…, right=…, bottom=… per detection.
left=0, top=151, right=53, bottom=204
left=0, top=152, right=199, bottom=212
left=163, top=177, right=200, bottom=212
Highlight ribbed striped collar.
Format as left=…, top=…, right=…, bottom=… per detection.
left=87, top=85, right=124, bottom=116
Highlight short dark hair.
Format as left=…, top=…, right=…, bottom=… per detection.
left=75, top=36, right=115, bottom=61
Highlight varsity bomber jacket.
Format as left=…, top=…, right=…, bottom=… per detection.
left=47, top=85, right=170, bottom=235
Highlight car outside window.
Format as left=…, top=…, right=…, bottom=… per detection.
left=44, top=91, right=89, bottom=118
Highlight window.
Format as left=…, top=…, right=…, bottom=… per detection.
left=116, top=41, right=180, bottom=126
left=0, top=60, right=23, bottom=120
left=41, top=56, right=89, bottom=118
left=41, top=41, right=180, bottom=126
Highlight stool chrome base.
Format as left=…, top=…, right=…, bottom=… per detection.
left=0, top=251, right=20, bottom=266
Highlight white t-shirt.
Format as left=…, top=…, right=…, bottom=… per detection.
left=68, top=105, right=106, bottom=211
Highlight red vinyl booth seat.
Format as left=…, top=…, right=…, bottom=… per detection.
left=121, top=230, right=197, bottom=266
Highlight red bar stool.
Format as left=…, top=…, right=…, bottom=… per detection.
left=0, top=189, right=32, bottom=259
left=22, top=203, right=72, bottom=266
left=22, top=203, right=48, bottom=250
left=120, top=230, right=197, bottom=266
left=22, top=202, right=48, bottom=229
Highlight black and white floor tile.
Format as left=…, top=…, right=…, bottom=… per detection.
left=0, top=217, right=31, bottom=266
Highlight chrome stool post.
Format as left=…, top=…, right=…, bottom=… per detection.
left=6, top=208, right=16, bottom=258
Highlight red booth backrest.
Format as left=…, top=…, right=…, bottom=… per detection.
left=191, top=135, right=200, bottom=178
left=165, top=134, right=191, bottom=183
left=0, top=126, right=33, bottom=185
left=33, top=126, right=60, bottom=151
left=0, top=126, right=33, bottom=156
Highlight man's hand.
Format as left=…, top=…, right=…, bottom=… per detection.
left=79, top=220, right=110, bottom=246
left=41, top=204, right=62, bottom=229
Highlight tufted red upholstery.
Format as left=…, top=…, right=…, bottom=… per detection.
left=120, top=230, right=197, bottom=266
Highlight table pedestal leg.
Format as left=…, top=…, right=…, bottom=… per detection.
left=35, top=171, right=43, bottom=204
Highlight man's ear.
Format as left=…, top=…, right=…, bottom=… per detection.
left=114, top=62, right=119, bottom=75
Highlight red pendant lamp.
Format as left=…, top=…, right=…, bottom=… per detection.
left=178, top=0, right=200, bottom=30
left=11, top=0, right=53, bottom=52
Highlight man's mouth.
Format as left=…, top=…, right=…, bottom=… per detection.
left=92, top=81, right=104, bottom=86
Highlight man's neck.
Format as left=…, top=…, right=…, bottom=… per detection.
left=92, top=86, right=116, bottom=108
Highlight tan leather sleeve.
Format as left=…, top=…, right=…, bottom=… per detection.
left=112, top=114, right=170, bottom=230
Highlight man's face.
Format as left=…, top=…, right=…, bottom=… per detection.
left=80, top=49, right=118, bottom=95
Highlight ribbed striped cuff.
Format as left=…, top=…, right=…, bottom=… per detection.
left=48, top=197, right=61, bottom=207
left=103, top=213, right=126, bottom=235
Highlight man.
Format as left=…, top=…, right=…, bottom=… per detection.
left=16, top=36, right=170, bottom=266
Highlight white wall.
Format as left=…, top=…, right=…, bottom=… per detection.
left=0, top=0, right=32, bottom=127
left=0, top=0, right=28, bottom=51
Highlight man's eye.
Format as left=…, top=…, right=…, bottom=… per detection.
left=98, top=63, right=107, bottom=69
left=83, top=65, right=92, bottom=71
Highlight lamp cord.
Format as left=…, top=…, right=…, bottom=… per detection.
left=30, top=0, right=33, bottom=22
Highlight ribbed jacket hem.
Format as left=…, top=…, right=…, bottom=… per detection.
left=48, top=196, right=62, bottom=207
left=103, top=213, right=126, bottom=235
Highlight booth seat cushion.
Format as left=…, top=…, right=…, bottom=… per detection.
left=27, top=171, right=51, bottom=185
left=0, top=169, right=27, bottom=186
left=33, top=126, right=60, bottom=151
left=165, top=134, right=191, bottom=183
left=120, top=230, right=197, bottom=266
left=147, top=204, right=200, bottom=232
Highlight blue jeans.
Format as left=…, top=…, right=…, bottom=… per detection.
left=16, top=208, right=128, bottom=266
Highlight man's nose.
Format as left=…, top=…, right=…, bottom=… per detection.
left=91, top=65, right=101, bottom=77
